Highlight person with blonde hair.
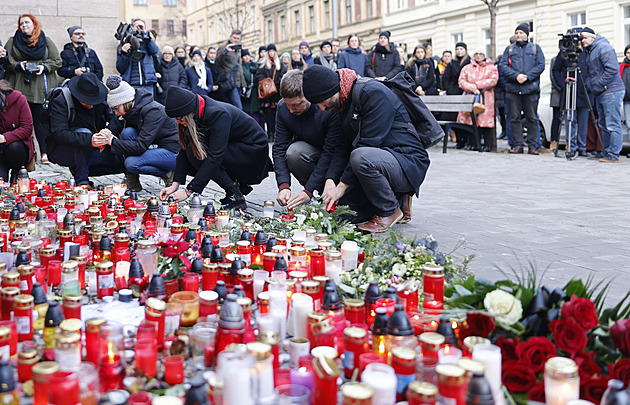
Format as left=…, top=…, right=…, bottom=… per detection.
left=288, top=48, right=308, bottom=71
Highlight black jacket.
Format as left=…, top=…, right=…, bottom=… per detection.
left=58, top=43, right=104, bottom=80
left=273, top=101, right=341, bottom=194
left=173, top=96, right=270, bottom=194
left=442, top=55, right=471, bottom=95
left=47, top=93, right=111, bottom=155
left=107, top=89, right=180, bottom=155
left=365, top=44, right=403, bottom=79
left=329, top=80, right=430, bottom=195
left=405, top=59, right=438, bottom=95
left=156, top=58, right=188, bottom=104
left=204, top=58, right=223, bottom=100
left=552, top=52, right=594, bottom=109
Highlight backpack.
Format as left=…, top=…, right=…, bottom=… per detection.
left=351, top=71, right=445, bottom=148
left=41, top=79, right=75, bottom=132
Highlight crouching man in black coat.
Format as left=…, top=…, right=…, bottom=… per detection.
left=158, top=86, right=271, bottom=209
left=302, top=65, right=430, bottom=233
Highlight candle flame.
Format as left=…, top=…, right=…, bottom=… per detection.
left=451, top=321, right=458, bottom=329
left=444, top=345, right=451, bottom=354
left=298, top=367, right=307, bottom=373
left=107, top=342, right=115, bottom=363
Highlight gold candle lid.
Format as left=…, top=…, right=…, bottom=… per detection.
left=407, top=381, right=438, bottom=396
left=419, top=332, right=446, bottom=346
left=457, top=358, right=486, bottom=374
left=71, top=255, right=88, bottom=265
left=95, top=261, right=113, bottom=271
left=436, top=364, right=466, bottom=378
left=311, top=345, right=338, bottom=359
left=341, top=382, right=374, bottom=400
left=2, top=272, right=20, bottom=283
left=17, top=264, right=34, bottom=275
left=423, top=263, right=444, bottom=276
left=85, top=318, right=106, bottom=333
left=60, top=318, right=83, bottom=332
left=246, top=341, right=272, bottom=361
left=61, top=260, right=79, bottom=272
left=13, top=294, right=34, bottom=307
left=146, top=297, right=167, bottom=312
left=344, top=298, right=365, bottom=309
left=33, top=361, right=60, bottom=375
left=56, top=332, right=81, bottom=348
left=257, top=331, right=279, bottom=346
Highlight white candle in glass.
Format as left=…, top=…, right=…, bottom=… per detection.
left=361, top=363, right=398, bottom=405
left=472, top=343, right=503, bottom=405
left=287, top=293, right=313, bottom=339
left=340, top=241, right=359, bottom=270
left=256, top=314, right=277, bottom=335
left=269, top=283, right=288, bottom=341
left=544, top=357, right=579, bottom=405
left=253, top=270, right=267, bottom=299
left=216, top=212, right=229, bottom=230
left=438, top=346, right=463, bottom=365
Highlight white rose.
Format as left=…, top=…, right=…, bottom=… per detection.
left=483, top=289, right=523, bottom=325
left=310, top=213, right=319, bottom=221
left=295, top=214, right=306, bottom=225
left=392, top=263, right=407, bottom=277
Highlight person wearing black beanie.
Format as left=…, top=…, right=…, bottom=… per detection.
left=314, top=40, right=337, bottom=70
left=498, top=23, right=546, bottom=154
left=302, top=65, right=434, bottom=232
left=160, top=87, right=271, bottom=208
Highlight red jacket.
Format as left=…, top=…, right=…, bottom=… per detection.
left=0, top=90, right=34, bottom=161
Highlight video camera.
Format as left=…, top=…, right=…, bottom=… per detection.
left=558, top=29, right=583, bottom=60
left=114, top=22, right=148, bottom=61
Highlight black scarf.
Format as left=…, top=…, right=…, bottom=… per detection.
left=13, top=30, right=47, bottom=60
left=291, top=60, right=304, bottom=70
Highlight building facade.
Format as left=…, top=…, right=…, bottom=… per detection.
left=122, top=0, right=188, bottom=49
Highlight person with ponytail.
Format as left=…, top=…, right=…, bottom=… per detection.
left=3, top=14, right=62, bottom=164
left=159, top=86, right=271, bottom=209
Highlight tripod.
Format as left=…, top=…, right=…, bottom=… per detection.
left=559, top=58, right=602, bottom=160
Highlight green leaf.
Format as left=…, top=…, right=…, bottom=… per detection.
left=564, top=279, right=587, bottom=297
left=454, top=285, right=473, bottom=296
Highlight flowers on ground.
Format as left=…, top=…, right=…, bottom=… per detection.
left=484, top=289, right=523, bottom=326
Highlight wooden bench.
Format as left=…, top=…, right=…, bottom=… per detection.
left=420, top=95, right=479, bottom=153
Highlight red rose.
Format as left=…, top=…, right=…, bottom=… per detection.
left=460, top=313, right=496, bottom=340
left=572, top=351, right=601, bottom=380
left=528, top=382, right=546, bottom=403
left=495, top=335, right=520, bottom=362
left=516, top=337, right=557, bottom=374
left=550, top=318, right=588, bottom=354
left=611, top=318, right=630, bottom=357
left=502, top=362, right=537, bottom=393
left=581, top=376, right=612, bottom=403
left=562, top=295, right=599, bottom=330
left=609, top=358, right=630, bottom=386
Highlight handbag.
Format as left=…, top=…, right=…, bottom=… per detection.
left=258, top=68, right=277, bottom=100
left=26, top=150, right=37, bottom=172
left=473, top=93, right=486, bottom=115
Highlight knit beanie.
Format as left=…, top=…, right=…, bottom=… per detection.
left=302, top=65, right=340, bottom=104
left=105, top=75, right=136, bottom=107
left=299, top=41, right=310, bottom=49
left=162, top=45, right=174, bottom=55
left=67, top=26, right=82, bottom=38
left=515, top=23, right=530, bottom=37
left=581, top=27, right=596, bottom=38
left=165, top=86, right=198, bottom=117
left=320, top=40, right=332, bottom=50
left=379, top=31, right=391, bottom=39
left=259, top=45, right=268, bottom=52
left=267, top=43, right=277, bottom=51
left=455, top=42, right=467, bottom=50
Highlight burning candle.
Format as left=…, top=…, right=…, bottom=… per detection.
left=438, top=345, right=463, bottom=365
left=423, top=264, right=445, bottom=310
left=99, top=352, right=125, bottom=393
left=544, top=357, right=579, bottom=405
left=290, top=367, right=314, bottom=398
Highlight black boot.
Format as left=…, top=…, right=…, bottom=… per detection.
left=220, top=188, right=247, bottom=210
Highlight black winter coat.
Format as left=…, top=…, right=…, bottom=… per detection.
left=273, top=101, right=341, bottom=194
left=107, top=89, right=180, bottom=155
left=328, top=80, right=430, bottom=195
left=173, top=96, right=271, bottom=194
left=366, top=44, right=403, bottom=79
left=58, top=43, right=104, bottom=81
left=552, top=52, right=594, bottom=109
left=405, top=59, right=438, bottom=95
left=47, top=94, right=111, bottom=155
left=442, top=55, right=471, bottom=95
left=498, top=41, right=545, bottom=95
left=156, top=58, right=188, bottom=104
left=204, top=58, right=223, bottom=100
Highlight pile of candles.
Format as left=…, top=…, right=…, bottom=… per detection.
left=0, top=173, right=585, bottom=405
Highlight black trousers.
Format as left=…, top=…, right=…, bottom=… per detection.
left=28, top=102, right=49, bottom=155
left=261, top=107, right=276, bottom=141
left=506, top=92, right=540, bottom=147
left=0, top=141, right=29, bottom=183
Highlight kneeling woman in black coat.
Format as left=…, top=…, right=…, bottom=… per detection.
left=159, top=87, right=271, bottom=209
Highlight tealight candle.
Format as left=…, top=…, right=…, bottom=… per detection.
left=438, top=346, right=463, bottom=365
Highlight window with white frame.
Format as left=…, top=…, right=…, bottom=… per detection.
left=394, top=0, right=407, bottom=10
left=324, top=1, right=331, bottom=28
left=367, top=0, right=373, bottom=18
left=309, top=6, right=315, bottom=33
left=199, top=22, right=205, bottom=45
left=281, top=15, right=287, bottom=40
left=346, top=0, right=352, bottom=23
left=569, top=12, right=586, bottom=27
left=484, top=29, right=491, bottom=57
left=295, top=10, right=301, bottom=37
left=268, top=19, right=273, bottom=43
left=453, top=33, right=463, bottom=48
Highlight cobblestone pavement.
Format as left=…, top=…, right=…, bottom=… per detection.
left=34, top=140, right=630, bottom=304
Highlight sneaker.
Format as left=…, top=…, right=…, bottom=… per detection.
left=161, top=170, right=175, bottom=187
left=41, top=154, right=50, bottom=163
left=599, top=156, right=619, bottom=163
left=587, top=151, right=603, bottom=159
left=123, top=173, right=143, bottom=192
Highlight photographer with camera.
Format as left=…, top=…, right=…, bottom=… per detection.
left=3, top=14, right=62, bottom=164
left=216, top=29, right=245, bottom=109
left=581, top=27, right=625, bottom=162
left=58, top=26, right=103, bottom=81
left=115, top=19, right=160, bottom=96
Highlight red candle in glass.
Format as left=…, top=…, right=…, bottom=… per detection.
left=391, top=346, right=417, bottom=402
left=33, top=265, right=47, bottom=293
left=343, top=327, right=368, bottom=379
left=436, top=364, right=467, bottom=405
left=309, top=249, right=326, bottom=277
left=85, top=318, right=106, bottom=366
left=70, top=256, right=87, bottom=289
left=164, top=278, right=179, bottom=297
left=59, top=230, right=73, bottom=249
left=358, top=352, right=385, bottom=379
left=0, top=320, right=17, bottom=357
left=237, top=269, right=254, bottom=300
left=17, top=265, right=35, bottom=294
left=135, top=338, right=158, bottom=378
left=13, top=294, right=34, bottom=341
left=199, top=291, right=218, bottom=318
left=262, top=252, right=276, bottom=273
left=18, top=349, right=39, bottom=382
left=48, top=260, right=62, bottom=287
left=99, top=353, right=125, bottom=393
left=144, top=298, right=166, bottom=349
left=49, top=371, right=81, bottom=405
left=274, top=367, right=292, bottom=387
left=163, top=355, right=185, bottom=385
left=62, top=295, right=82, bottom=320
left=373, top=298, right=396, bottom=317
left=1, top=286, right=18, bottom=321
left=202, top=262, right=218, bottom=291
left=252, top=244, right=265, bottom=267
left=183, top=272, right=201, bottom=292
left=95, top=261, right=115, bottom=299
left=236, top=240, right=252, bottom=266
left=423, top=264, right=445, bottom=311
left=314, top=322, right=337, bottom=348
left=312, top=357, right=339, bottom=405
left=129, top=392, right=153, bottom=405
left=137, top=321, right=157, bottom=341
left=344, top=299, right=366, bottom=325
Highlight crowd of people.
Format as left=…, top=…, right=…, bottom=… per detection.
left=1, top=14, right=630, bottom=232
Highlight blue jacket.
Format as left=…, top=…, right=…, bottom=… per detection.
left=583, top=35, right=625, bottom=97
left=116, top=40, right=160, bottom=86
left=337, top=48, right=368, bottom=76
left=498, top=41, right=545, bottom=94
left=185, top=65, right=214, bottom=97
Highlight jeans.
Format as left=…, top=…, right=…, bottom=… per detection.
left=566, top=107, right=590, bottom=152
left=48, top=129, right=123, bottom=184
left=507, top=92, right=540, bottom=147
left=0, top=141, right=29, bottom=183
left=225, top=87, right=243, bottom=109
left=132, top=85, right=154, bottom=96
left=349, top=147, right=414, bottom=217
left=504, top=92, right=514, bottom=148
left=286, top=141, right=321, bottom=187
left=596, top=90, right=624, bottom=159
left=119, top=128, right=177, bottom=177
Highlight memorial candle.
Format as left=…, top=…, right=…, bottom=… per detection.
left=135, top=338, right=158, bottom=378
left=13, top=294, right=33, bottom=341
left=544, top=357, right=579, bottom=405
left=99, top=352, right=125, bottom=393
left=312, top=356, right=340, bottom=405
left=85, top=318, right=106, bottom=366
left=163, top=355, right=185, bottom=385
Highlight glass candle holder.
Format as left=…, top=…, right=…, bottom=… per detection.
left=436, top=364, right=467, bottom=405
left=33, top=362, right=60, bottom=405
left=423, top=264, right=445, bottom=311
left=135, top=338, right=158, bottom=378
left=190, top=323, right=217, bottom=370
left=85, top=318, right=106, bottom=366
left=49, top=371, right=81, bottom=405
left=182, top=272, right=201, bottom=292
left=164, top=302, right=183, bottom=336
left=202, top=262, right=219, bottom=291
left=144, top=298, right=166, bottom=349
left=170, top=291, right=199, bottom=327
left=136, top=240, right=158, bottom=279
left=13, top=294, right=34, bottom=341
left=99, top=353, right=125, bottom=393
left=275, top=384, right=311, bottom=405
left=48, top=260, right=62, bottom=287
left=199, top=290, right=219, bottom=320
left=163, top=355, right=185, bottom=385
left=472, top=344, right=503, bottom=405
left=544, top=357, right=579, bottom=405
left=55, top=332, right=82, bottom=372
